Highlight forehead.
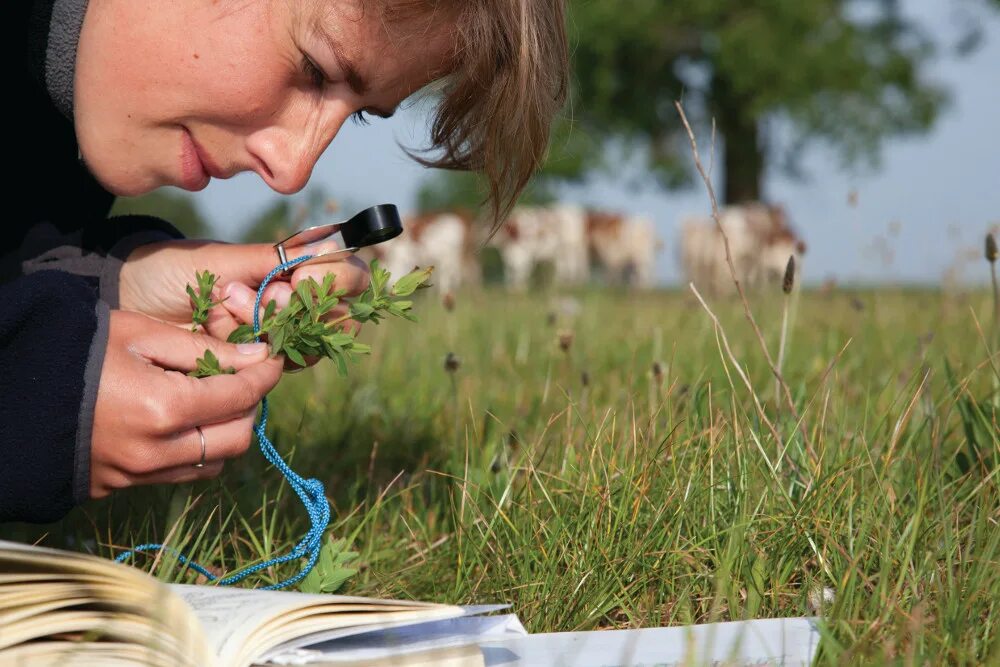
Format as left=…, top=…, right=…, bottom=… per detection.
left=309, top=1, right=456, bottom=97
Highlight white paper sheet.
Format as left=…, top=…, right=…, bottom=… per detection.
left=476, top=617, right=820, bottom=666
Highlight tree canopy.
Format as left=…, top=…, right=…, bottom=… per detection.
left=422, top=0, right=994, bottom=210
left=561, top=0, right=956, bottom=203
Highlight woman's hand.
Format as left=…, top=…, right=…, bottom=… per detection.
left=90, top=310, right=284, bottom=498
left=117, top=240, right=371, bottom=343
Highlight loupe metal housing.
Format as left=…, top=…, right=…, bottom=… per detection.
left=274, top=204, right=403, bottom=271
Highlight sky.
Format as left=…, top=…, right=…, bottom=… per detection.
left=192, top=0, right=1000, bottom=287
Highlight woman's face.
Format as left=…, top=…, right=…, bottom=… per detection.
left=75, top=0, right=453, bottom=196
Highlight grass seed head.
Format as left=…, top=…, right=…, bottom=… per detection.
left=506, top=430, right=520, bottom=453
left=557, top=330, right=574, bottom=353
left=782, top=256, right=796, bottom=294
left=444, top=351, right=461, bottom=373
left=651, top=361, right=664, bottom=384
left=581, top=370, right=590, bottom=387
left=987, top=232, right=998, bottom=263
left=442, top=291, right=456, bottom=312
left=546, top=311, right=557, bottom=327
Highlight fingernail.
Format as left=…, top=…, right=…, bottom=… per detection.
left=237, top=342, right=268, bottom=355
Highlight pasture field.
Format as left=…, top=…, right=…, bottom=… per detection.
left=8, top=286, right=1000, bottom=664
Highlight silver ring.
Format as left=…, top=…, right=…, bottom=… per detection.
left=193, top=426, right=206, bottom=469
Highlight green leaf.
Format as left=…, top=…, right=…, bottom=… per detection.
left=284, top=346, right=307, bottom=368
left=299, top=537, right=360, bottom=594
left=333, top=353, right=348, bottom=377
left=270, top=326, right=287, bottom=356
left=263, top=299, right=277, bottom=322
left=227, top=324, right=256, bottom=344
left=188, top=348, right=235, bottom=378
left=349, top=302, right=376, bottom=321
left=296, top=280, right=316, bottom=317
left=391, top=266, right=434, bottom=297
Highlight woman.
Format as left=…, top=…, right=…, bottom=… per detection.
left=2, top=0, right=567, bottom=523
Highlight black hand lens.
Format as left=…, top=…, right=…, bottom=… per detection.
left=274, top=204, right=403, bottom=271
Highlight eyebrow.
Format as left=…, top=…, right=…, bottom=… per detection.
left=311, top=19, right=397, bottom=119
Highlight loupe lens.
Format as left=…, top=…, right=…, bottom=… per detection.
left=341, top=204, right=403, bottom=249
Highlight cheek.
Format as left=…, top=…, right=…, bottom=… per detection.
left=78, top=1, right=295, bottom=131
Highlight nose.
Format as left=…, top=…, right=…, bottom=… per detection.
left=245, top=109, right=348, bottom=195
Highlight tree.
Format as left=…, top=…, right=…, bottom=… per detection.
left=111, top=189, right=211, bottom=238
left=563, top=0, right=959, bottom=203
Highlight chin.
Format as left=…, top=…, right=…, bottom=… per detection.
left=84, top=159, right=161, bottom=198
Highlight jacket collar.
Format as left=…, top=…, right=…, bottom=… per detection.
left=29, top=0, right=89, bottom=120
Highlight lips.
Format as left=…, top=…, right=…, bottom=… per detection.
left=189, top=133, right=228, bottom=179
left=179, top=128, right=210, bottom=191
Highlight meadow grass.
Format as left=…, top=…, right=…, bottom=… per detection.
left=5, top=286, right=999, bottom=664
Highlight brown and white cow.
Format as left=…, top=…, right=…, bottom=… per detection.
left=680, top=202, right=806, bottom=294
left=585, top=211, right=660, bottom=288
left=364, top=209, right=479, bottom=294
left=487, top=205, right=662, bottom=290
left=488, top=204, right=590, bottom=290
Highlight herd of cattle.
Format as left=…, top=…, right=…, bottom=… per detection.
left=353, top=202, right=806, bottom=293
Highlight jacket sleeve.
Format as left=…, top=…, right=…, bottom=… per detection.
left=19, top=214, right=184, bottom=308
left=0, top=270, right=108, bottom=523
left=0, top=215, right=184, bottom=523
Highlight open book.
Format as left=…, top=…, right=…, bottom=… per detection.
left=0, top=540, right=512, bottom=667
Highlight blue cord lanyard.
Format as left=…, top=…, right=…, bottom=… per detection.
left=115, top=255, right=329, bottom=590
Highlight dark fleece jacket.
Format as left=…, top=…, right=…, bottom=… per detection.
left=1, top=0, right=182, bottom=523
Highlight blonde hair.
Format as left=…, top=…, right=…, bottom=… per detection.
left=374, top=0, right=569, bottom=225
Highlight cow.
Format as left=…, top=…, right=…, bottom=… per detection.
left=487, top=204, right=590, bottom=290
left=585, top=211, right=660, bottom=288
left=364, top=209, right=478, bottom=294
left=680, top=203, right=806, bottom=294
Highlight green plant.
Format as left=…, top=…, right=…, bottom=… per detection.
left=189, top=261, right=432, bottom=377
left=188, top=349, right=235, bottom=379
left=187, top=270, right=224, bottom=332
left=299, top=537, right=360, bottom=594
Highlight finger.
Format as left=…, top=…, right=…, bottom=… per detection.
left=290, top=253, right=370, bottom=297
left=203, top=303, right=242, bottom=341
left=163, top=410, right=259, bottom=467
left=108, top=406, right=258, bottom=472
left=219, top=281, right=292, bottom=328
left=133, top=317, right=271, bottom=373
left=129, top=460, right=227, bottom=487
left=169, top=356, right=283, bottom=429
left=89, top=460, right=227, bottom=496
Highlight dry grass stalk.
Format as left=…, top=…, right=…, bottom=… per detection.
left=689, top=282, right=788, bottom=463
left=674, top=101, right=815, bottom=463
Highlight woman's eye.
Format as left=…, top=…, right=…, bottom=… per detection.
left=351, top=110, right=371, bottom=126
left=302, top=54, right=326, bottom=89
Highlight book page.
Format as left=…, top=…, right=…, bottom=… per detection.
left=0, top=541, right=212, bottom=666
left=266, top=612, right=526, bottom=664
left=169, top=583, right=462, bottom=667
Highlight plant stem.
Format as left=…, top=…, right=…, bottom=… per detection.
left=776, top=294, right=790, bottom=410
